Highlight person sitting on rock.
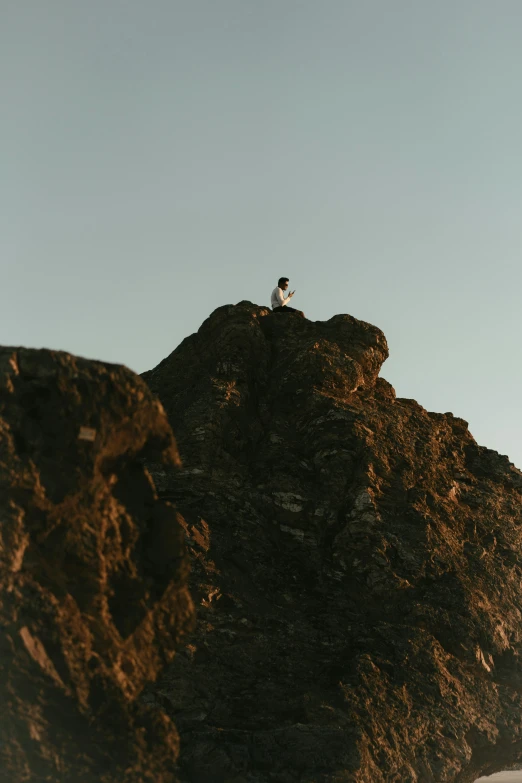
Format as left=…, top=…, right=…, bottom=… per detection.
left=270, top=277, right=305, bottom=317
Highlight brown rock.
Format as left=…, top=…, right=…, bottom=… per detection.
left=0, top=347, right=194, bottom=782
left=142, top=301, right=522, bottom=782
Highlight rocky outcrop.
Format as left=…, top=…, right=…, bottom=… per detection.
left=0, top=348, right=194, bottom=782
left=142, top=301, right=522, bottom=783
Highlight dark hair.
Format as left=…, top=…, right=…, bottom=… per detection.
left=278, top=277, right=289, bottom=287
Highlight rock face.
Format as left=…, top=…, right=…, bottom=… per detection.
left=142, top=301, right=522, bottom=783
left=0, top=348, right=194, bottom=782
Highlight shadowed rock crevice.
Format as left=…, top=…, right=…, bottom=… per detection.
left=142, top=301, right=522, bottom=783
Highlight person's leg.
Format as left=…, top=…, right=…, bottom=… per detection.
left=272, top=306, right=306, bottom=317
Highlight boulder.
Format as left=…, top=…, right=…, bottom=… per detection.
left=0, top=347, right=194, bottom=782
left=143, top=301, right=522, bottom=783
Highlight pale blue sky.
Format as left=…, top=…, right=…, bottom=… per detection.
left=2, top=1, right=521, bottom=469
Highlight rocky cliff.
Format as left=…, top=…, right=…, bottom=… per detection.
left=0, top=348, right=194, bottom=782
left=142, top=301, right=522, bottom=783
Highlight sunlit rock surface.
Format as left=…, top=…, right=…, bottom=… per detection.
left=143, top=301, right=522, bottom=783
left=0, top=348, right=194, bottom=782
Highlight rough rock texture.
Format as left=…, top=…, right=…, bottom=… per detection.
left=0, top=348, right=194, bottom=782
left=142, top=301, right=522, bottom=783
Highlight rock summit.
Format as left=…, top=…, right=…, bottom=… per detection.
left=142, top=301, right=522, bottom=783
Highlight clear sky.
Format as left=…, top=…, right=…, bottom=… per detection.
left=2, top=1, right=521, bottom=469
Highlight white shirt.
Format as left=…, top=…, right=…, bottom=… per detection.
left=271, top=286, right=291, bottom=309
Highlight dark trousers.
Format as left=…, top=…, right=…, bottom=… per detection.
left=272, top=306, right=299, bottom=313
